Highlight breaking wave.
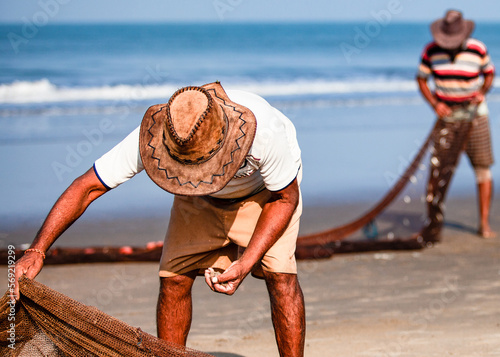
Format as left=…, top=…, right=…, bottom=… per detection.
left=0, top=78, right=419, bottom=105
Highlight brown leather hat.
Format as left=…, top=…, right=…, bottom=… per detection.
left=139, top=82, right=256, bottom=196
left=431, top=10, right=474, bottom=49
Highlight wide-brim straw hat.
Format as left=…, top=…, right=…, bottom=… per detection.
left=431, top=10, right=474, bottom=49
left=139, top=82, right=256, bottom=196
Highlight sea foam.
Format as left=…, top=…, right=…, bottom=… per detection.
left=0, top=78, right=419, bottom=105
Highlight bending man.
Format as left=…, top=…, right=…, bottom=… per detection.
left=14, top=82, right=306, bottom=356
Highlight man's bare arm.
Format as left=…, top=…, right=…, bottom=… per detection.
left=472, top=71, right=494, bottom=103
left=416, top=76, right=452, bottom=118
left=12, top=167, right=109, bottom=299
left=205, top=177, right=300, bottom=295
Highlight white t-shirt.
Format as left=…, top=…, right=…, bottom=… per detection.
left=94, top=90, right=302, bottom=198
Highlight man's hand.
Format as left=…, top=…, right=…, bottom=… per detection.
left=472, top=72, right=494, bottom=104
left=471, top=92, right=485, bottom=104
left=204, top=262, right=250, bottom=295
left=11, top=251, right=44, bottom=301
left=204, top=178, right=300, bottom=296
left=417, top=77, right=452, bottom=119
left=433, top=101, right=452, bottom=118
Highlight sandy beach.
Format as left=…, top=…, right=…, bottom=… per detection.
left=1, top=193, right=499, bottom=357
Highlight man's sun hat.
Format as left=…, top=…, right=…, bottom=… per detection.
left=431, top=10, right=474, bottom=49
left=139, top=82, right=257, bottom=196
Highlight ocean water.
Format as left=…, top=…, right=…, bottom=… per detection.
left=0, top=22, right=499, bottom=227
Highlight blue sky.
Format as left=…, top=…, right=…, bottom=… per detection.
left=1, top=0, right=500, bottom=24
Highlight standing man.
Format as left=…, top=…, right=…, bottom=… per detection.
left=416, top=10, right=496, bottom=240
left=13, top=82, right=305, bottom=356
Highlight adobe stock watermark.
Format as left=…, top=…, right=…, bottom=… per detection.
left=383, top=137, right=425, bottom=188
left=83, top=266, right=137, bottom=307
left=51, top=118, right=115, bottom=182
left=7, top=245, right=17, bottom=350
left=212, top=0, right=244, bottom=21
left=51, top=65, right=169, bottom=182
left=226, top=299, right=269, bottom=348
left=7, top=0, right=71, bottom=54
left=340, top=0, right=410, bottom=64
left=372, top=275, right=460, bottom=357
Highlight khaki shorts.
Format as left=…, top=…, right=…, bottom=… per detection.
left=159, top=188, right=302, bottom=278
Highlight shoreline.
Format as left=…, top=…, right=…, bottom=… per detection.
left=1, top=192, right=494, bottom=248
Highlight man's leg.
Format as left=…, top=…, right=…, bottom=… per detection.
left=466, top=116, right=496, bottom=238
left=477, top=177, right=496, bottom=238
left=157, top=270, right=198, bottom=345
left=263, top=271, right=305, bottom=357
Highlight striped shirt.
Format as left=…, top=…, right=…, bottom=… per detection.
left=417, top=38, right=495, bottom=103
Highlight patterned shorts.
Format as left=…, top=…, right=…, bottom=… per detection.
left=465, top=115, right=495, bottom=168
left=434, top=110, right=495, bottom=169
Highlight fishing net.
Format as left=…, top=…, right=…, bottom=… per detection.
left=0, top=277, right=213, bottom=357
left=295, top=109, right=476, bottom=259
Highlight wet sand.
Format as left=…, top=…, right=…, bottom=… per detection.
left=1, top=195, right=499, bottom=356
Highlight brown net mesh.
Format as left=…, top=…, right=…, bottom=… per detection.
left=295, top=110, right=476, bottom=259
left=419, top=118, right=474, bottom=241
left=0, top=277, right=213, bottom=357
